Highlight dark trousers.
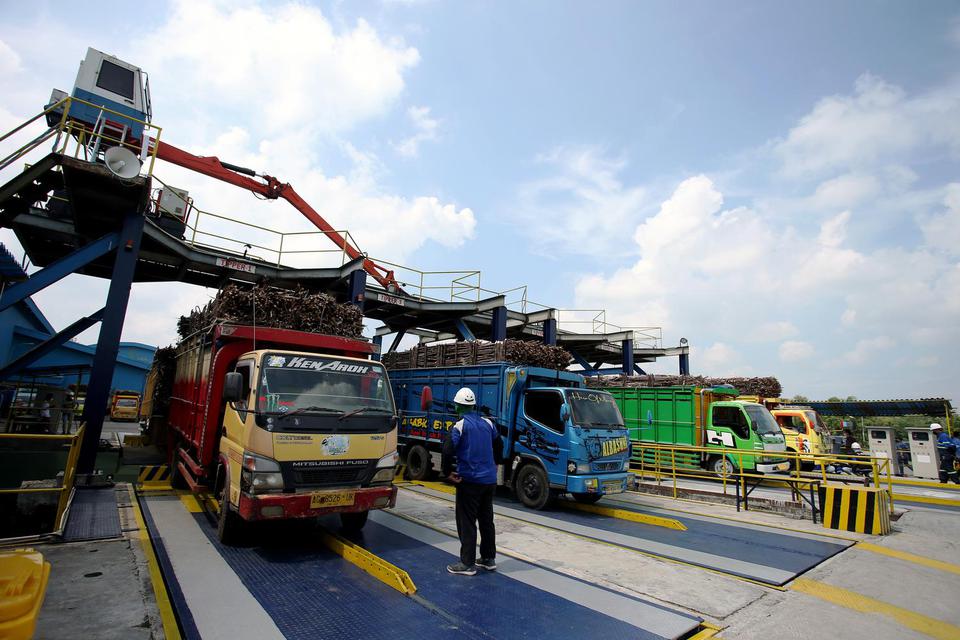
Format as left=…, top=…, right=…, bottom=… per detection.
left=455, top=482, right=496, bottom=566
left=939, top=453, right=958, bottom=483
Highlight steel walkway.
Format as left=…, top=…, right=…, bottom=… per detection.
left=138, top=492, right=702, bottom=639
left=402, top=483, right=852, bottom=586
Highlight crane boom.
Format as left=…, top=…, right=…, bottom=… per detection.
left=154, top=140, right=401, bottom=293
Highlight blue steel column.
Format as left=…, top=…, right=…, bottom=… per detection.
left=77, top=211, right=146, bottom=473
left=621, top=338, right=634, bottom=376
left=542, top=317, right=557, bottom=345
left=679, top=352, right=690, bottom=375
left=372, top=335, right=383, bottom=362
left=347, top=269, right=366, bottom=309
left=491, top=306, right=507, bottom=342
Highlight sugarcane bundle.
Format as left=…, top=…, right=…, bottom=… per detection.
left=176, top=284, right=363, bottom=339
left=382, top=339, right=572, bottom=370
left=586, top=374, right=782, bottom=397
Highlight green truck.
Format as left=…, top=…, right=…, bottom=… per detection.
left=605, top=385, right=789, bottom=474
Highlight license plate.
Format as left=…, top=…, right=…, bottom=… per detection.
left=309, top=491, right=355, bottom=509
left=602, top=481, right=623, bottom=494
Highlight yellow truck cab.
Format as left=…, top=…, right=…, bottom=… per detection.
left=110, top=392, right=141, bottom=422
left=771, top=407, right=829, bottom=469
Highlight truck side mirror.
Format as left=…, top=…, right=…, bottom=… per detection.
left=223, top=372, right=244, bottom=403
left=560, top=404, right=570, bottom=422
left=421, top=386, right=433, bottom=411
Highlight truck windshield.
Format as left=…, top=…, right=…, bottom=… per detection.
left=566, top=390, right=625, bottom=429
left=744, top=405, right=782, bottom=436
left=258, top=354, right=393, bottom=418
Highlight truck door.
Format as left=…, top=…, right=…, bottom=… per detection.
left=519, top=389, right=568, bottom=486
left=708, top=405, right=753, bottom=469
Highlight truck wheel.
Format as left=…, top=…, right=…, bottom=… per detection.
left=572, top=493, right=603, bottom=505
left=516, top=464, right=553, bottom=510
left=217, top=476, right=243, bottom=545
left=340, top=511, right=369, bottom=532
left=710, top=456, right=737, bottom=477
left=405, top=445, right=432, bottom=481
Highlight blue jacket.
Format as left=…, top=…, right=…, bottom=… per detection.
left=441, top=412, right=503, bottom=484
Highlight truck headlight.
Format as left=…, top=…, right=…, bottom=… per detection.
left=576, top=463, right=591, bottom=474
left=371, top=451, right=399, bottom=484
left=622, top=460, right=630, bottom=471
left=241, top=452, right=284, bottom=494
left=584, top=478, right=598, bottom=489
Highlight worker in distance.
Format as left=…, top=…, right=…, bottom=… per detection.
left=442, top=387, right=504, bottom=576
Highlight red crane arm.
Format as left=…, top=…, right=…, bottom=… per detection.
left=154, top=140, right=401, bottom=292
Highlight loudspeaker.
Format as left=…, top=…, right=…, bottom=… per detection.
left=103, top=146, right=142, bottom=179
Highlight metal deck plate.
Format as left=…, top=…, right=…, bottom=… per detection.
left=62, top=487, right=122, bottom=541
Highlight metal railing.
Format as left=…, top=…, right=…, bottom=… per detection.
left=630, top=441, right=894, bottom=515
left=0, top=96, right=162, bottom=177
left=0, top=424, right=85, bottom=538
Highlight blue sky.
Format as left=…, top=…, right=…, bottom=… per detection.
left=0, top=0, right=958, bottom=400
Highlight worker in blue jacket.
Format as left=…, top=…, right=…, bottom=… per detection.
left=932, top=423, right=959, bottom=484
left=442, top=387, right=504, bottom=576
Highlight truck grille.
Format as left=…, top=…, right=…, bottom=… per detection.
left=283, top=459, right=377, bottom=487
left=592, top=461, right=622, bottom=472
left=294, top=468, right=367, bottom=486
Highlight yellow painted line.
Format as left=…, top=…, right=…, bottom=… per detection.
left=687, top=621, right=724, bottom=639
left=317, top=527, right=416, bottom=595
left=140, top=481, right=173, bottom=491
left=398, top=484, right=786, bottom=591
left=178, top=493, right=203, bottom=513
left=857, top=543, right=960, bottom=576
left=893, top=493, right=960, bottom=507
left=128, top=486, right=181, bottom=640
left=886, top=476, right=960, bottom=491
left=562, top=500, right=687, bottom=531
left=792, top=578, right=960, bottom=640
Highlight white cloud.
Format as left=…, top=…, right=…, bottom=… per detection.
left=753, top=322, right=799, bottom=342
left=920, top=183, right=960, bottom=255
left=841, top=309, right=856, bottom=327
left=809, top=173, right=880, bottom=210
left=0, top=39, right=20, bottom=75
left=779, top=340, right=814, bottom=363
left=775, top=73, right=960, bottom=178
left=514, top=146, right=651, bottom=256
left=695, top=342, right=753, bottom=377
left=137, top=0, right=420, bottom=135
left=393, top=105, right=439, bottom=157
left=838, top=336, right=895, bottom=366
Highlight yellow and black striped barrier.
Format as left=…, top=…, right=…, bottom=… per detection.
left=818, top=484, right=891, bottom=535
left=138, top=465, right=171, bottom=484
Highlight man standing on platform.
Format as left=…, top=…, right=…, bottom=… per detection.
left=442, top=387, right=503, bottom=576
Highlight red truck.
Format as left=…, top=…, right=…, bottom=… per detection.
left=164, top=323, right=399, bottom=542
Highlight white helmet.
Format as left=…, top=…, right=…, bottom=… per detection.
left=851, top=442, right=862, bottom=452
left=931, top=423, right=944, bottom=431
left=453, top=387, right=476, bottom=406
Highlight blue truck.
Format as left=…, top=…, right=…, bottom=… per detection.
left=389, top=363, right=632, bottom=509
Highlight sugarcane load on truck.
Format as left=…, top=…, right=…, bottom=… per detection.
left=144, top=285, right=399, bottom=543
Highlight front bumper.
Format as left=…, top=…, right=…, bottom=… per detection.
left=237, top=485, right=397, bottom=521
left=566, top=472, right=629, bottom=494
left=757, top=461, right=790, bottom=474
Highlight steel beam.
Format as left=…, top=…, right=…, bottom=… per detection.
left=387, top=329, right=407, bottom=354
left=371, top=335, right=383, bottom=362
left=0, top=307, right=105, bottom=380
left=347, top=269, right=366, bottom=309
left=621, top=338, right=634, bottom=376
left=0, top=232, right=119, bottom=312
left=679, top=352, right=690, bottom=375
left=77, top=211, right=146, bottom=474
left=569, top=350, right=593, bottom=372
left=542, top=317, right=557, bottom=345
left=490, top=306, right=507, bottom=342
left=455, top=319, right=476, bottom=341
left=633, top=364, right=648, bottom=376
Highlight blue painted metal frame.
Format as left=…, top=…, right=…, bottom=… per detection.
left=568, top=350, right=592, bottom=372
left=633, top=364, right=648, bottom=376
left=679, top=353, right=690, bottom=375
left=387, top=329, right=406, bottom=353
left=0, top=307, right=105, bottom=380
left=347, top=269, right=366, bottom=309
left=77, top=211, right=146, bottom=473
left=0, top=232, right=119, bottom=313
left=490, top=305, right=507, bottom=342
left=454, top=318, right=476, bottom=341
left=371, top=335, right=383, bottom=362
left=621, top=338, right=634, bottom=375
left=542, top=317, right=557, bottom=345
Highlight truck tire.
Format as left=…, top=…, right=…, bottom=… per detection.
left=710, top=456, right=737, bottom=477
left=340, top=511, right=369, bottom=532
left=572, top=493, right=603, bottom=505
left=217, top=473, right=243, bottom=545
left=405, top=445, right=432, bottom=481
left=515, top=464, right=554, bottom=510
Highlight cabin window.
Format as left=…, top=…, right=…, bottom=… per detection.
left=96, top=59, right=135, bottom=100
left=524, top=390, right=565, bottom=434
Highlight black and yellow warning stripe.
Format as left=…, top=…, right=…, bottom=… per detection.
left=138, top=465, right=171, bottom=483
left=818, top=484, right=891, bottom=535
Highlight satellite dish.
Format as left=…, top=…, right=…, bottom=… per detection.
left=103, top=146, right=141, bottom=179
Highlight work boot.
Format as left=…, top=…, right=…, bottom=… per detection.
left=447, top=562, right=477, bottom=576
left=476, top=558, right=497, bottom=571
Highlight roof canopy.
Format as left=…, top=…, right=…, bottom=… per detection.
left=807, top=399, right=953, bottom=418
